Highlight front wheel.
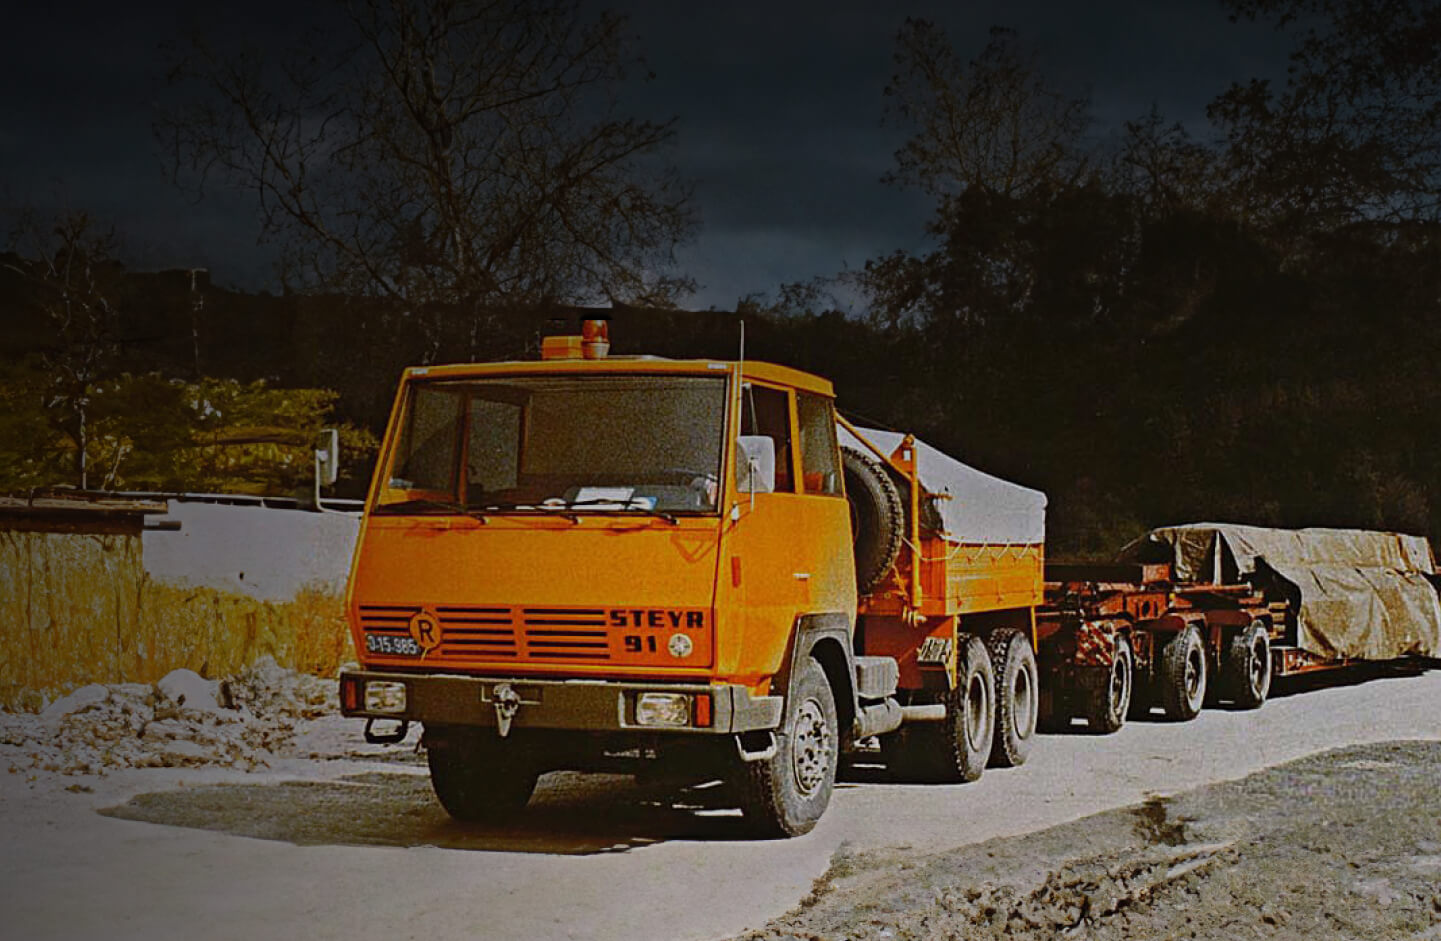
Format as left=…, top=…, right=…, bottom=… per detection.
left=1159, top=625, right=1208, bottom=721
left=736, top=658, right=838, bottom=837
left=425, top=725, right=539, bottom=822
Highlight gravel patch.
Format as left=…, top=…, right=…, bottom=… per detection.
left=743, top=741, right=1441, bottom=941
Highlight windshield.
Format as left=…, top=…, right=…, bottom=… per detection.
left=376, top=374, right=727, bottom=515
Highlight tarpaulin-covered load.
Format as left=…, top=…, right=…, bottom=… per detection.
left=1126, top=523, right=1441, bottom=660
left=838, top=425, right=1047, bottom=546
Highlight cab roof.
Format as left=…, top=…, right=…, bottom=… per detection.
left=402, top=357, right=836, bottom=397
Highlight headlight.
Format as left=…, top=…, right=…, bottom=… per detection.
left=364, top=681, right=407, bottom=714
left=635, top=692, right=691, bottom=727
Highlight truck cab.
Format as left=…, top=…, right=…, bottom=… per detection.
left=340, top=330, right=862, bottom=834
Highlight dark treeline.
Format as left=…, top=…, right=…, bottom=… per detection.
left=797, top=2, right=1441, bottom=558
left=3, top=0, right=1439, bottom=558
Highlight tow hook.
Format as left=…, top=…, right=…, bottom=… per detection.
left=492, top=682, right=523, bottom=737
left=735, top=730, right=778, bottom=762
left=364, top=717, right=410, bottom=745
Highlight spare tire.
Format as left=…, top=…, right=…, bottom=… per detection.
left=841, top=447, right=905, bottom=594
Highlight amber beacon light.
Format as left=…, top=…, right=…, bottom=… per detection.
left=582, top=318, right=611, bottom=359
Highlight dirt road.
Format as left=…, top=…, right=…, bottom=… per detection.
left=4, top=664, right=1441, bottom=941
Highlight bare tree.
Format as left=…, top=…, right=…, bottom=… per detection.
left=883, top=21, right=1092, bottom=202
left=4, top=211, right=124, bottom=489
left=158, top=0, right=697, bottom=356
left=863, top=22, right=1098, bottom=330
left=1210, top=0, right=1441, bottom=235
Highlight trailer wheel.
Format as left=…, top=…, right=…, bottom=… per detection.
left=988, top=628, right=1038, bottom=766
left=881, top=633, right=994, bottom=782
left=736, top=658, right=838, bottom=837
left=841, top=447, right=905, bottom=594
left=1159, top=625, right=1208, bottom=721
left=1222, top=619, right=1272, bottom=709
left=1080, top=635, right=1132, bottom=734
left=425, top=724, right=539, bottom=822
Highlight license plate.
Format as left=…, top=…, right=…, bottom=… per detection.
left=365, top=633, right=421, bottom=656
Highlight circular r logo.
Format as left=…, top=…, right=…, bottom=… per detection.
left=408, top=609, right=442, bottom=652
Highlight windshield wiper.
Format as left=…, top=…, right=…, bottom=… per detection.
left=562, top=498, right=679, bottom=525
left=373, top=498, right=468, bottom=515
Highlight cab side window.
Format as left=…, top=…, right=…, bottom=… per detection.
left=796, top=392, right=842, bottom=495
left=742, top=384, right=794, bottom=492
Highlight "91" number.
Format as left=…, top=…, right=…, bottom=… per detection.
left=623, top=635, right=658, bottom=653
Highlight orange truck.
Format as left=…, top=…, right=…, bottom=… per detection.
left=338, top=322, right=1047, bottom=835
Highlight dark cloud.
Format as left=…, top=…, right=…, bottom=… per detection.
left=1, top=1, right=1291, bottom=307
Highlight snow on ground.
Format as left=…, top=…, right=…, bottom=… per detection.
left=0, top=658, right=367, bottom=776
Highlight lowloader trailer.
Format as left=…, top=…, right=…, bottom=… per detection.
left=1038, top=524, right=1441, bottom=733
left=338, top=323, right=1441, bottom=835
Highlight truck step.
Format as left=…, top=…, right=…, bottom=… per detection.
left=855, top=656, right=900, bottom=699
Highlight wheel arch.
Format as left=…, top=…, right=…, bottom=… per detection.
left=776, top=613, right=856, bottom=737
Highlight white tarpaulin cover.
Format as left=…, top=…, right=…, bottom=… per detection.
left=838, top=425, right=1047, bottom=546
left=1128, top=523, right=1441, bottom=660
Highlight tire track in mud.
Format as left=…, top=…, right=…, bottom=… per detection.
left=742, top=741, right=1441, bottom=941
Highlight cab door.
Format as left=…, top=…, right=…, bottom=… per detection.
left=716, top=382, right=856, bottom=684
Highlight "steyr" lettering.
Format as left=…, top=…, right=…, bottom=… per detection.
left=608, top=609, right=705, bottom=629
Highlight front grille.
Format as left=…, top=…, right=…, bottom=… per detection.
left=520, top=608, right=609, bottom=660
left=438, top=606, right=518, bottom=658
left=357, top=603, right=710, bottom=667
left=359, top=604, right=614, bottom=661
left=357, top=605, right=414, bottom=634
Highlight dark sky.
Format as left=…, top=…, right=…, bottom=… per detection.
left=1, top=1, right=1289, bottom=310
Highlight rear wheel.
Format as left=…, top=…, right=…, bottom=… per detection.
left=425, top=725, right=539, bottom=822
left=988, top=628, right=1038, bottom=766
left=1222, top=620, right=1272, bottom=709
left=1159, top=625, right=1208, bottom=721
left=882, top=633, right=994, bottom=782
left=736, top=658, right=838, bottom=837
left=1080, top=634, right=1132, bottom=734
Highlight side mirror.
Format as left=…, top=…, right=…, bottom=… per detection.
left=315, top=428, right=340, bottom=487
left=735, top=435, right=776, bottom=494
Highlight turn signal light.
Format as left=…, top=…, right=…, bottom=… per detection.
left=693, top=693, right=713, bottom=728
left=340, top=675, right=361, bottom=713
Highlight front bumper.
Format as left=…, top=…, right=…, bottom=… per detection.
left=339, top=670, right=783, bottom=734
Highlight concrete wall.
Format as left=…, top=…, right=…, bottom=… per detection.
left=142, top=502, right=359, bottom=602
left=0, top=502, right=360, bottom=711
